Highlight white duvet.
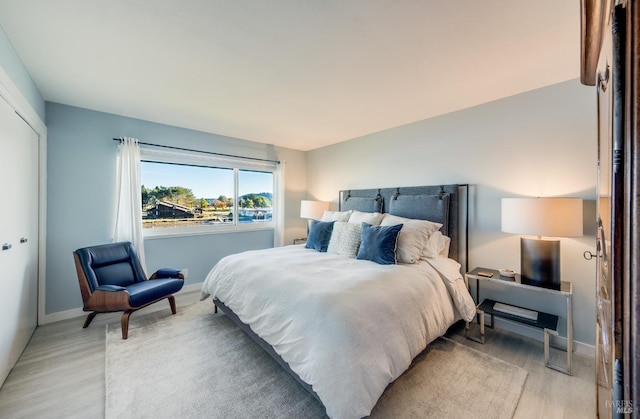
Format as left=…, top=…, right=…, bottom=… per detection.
left=200, top=245, right=475, bottom=419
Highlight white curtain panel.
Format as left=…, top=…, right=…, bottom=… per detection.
left=273, top=160, right=286, bottom=247
left=114, top=137, right=147, bottom=274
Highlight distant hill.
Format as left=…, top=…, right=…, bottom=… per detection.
left=205, top=192, right=272, bottom=208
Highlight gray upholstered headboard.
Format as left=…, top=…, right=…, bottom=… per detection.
left=338, top=184, right=468, bottom=269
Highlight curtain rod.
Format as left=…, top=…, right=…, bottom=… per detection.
left=112, top=138, right=280, bottom=164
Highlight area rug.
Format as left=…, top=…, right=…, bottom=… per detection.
left=105, top=301, right=527, bottom=419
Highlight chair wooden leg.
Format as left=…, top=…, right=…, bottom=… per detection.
left=83, top=312, right=98, bottom=329
left=121, top=311, right=133, bottom=340
left=168, top=295, right=177, bottom=314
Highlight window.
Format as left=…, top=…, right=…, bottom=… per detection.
left=139, top=146, right=277, bottom=237
left=237, top=170, right=274, bottom=223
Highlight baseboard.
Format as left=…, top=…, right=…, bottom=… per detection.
left=486, top=317, right=595, bottom=358
left=41, top=281, right=204, bottom=325
left=42, top=307, right=86, bottom=325
left=181, top=282, right=204, bottom=293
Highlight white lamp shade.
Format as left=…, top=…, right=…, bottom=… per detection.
left=501, top=197, right=583, bottom=237
left=300, top=200, right=329, bottom=220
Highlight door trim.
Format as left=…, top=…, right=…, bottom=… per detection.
left=0, top=65, right=47, bottom=326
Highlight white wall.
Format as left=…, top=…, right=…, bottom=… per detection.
left=307, top=79, right=597, bottom=348
left=0, top=25, right=44, bottom=120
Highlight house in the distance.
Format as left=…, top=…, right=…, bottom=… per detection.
left=146, top=201, right=195, bottom=219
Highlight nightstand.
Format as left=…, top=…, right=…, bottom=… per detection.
left=464, top=267, right=573, bottom=375
left=293, top=238, right=307, bottom=245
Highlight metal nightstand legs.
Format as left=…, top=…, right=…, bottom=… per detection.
left=464, top=274, right=486, bottom=344
left=466, top=302, right=573, bottom=376
left=544, top=294, right=573, bottom=375
left=463, top=271, right=573, bottom=375
left=544, top=329, right=571, bottom=374
left=465, top=308, right=486, bottom=344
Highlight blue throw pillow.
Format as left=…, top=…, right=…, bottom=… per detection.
left=356, top=223, right=403, bottom=265
left=305, top=220, right=335, bottom=252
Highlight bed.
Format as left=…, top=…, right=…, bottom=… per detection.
left=200, top=184, right=476, bottom=419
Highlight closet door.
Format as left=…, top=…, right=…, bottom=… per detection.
left=0, top=95, right=39, bottom=386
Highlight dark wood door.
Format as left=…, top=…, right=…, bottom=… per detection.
left=586, top=1, right=640, bottom=416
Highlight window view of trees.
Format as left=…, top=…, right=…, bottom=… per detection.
left=238, top=193, right=271, bottom=209
left=142, top=185, right=198, bottom=208
left=141, top=162, right=274, bottom=230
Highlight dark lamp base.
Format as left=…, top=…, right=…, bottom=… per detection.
left=520, top=237, right=561, bottom=290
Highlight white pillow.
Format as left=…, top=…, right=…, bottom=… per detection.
left=422, top=231, right=450, bottom=259
left=381, top=214, right=442, bottom=234
left=348, top=210, right=384, bottom=226
left=321, top=210, right=352, bottom=222
left=380, top=214, right=442, bottom=264
left=327, top=222, right=362, bottom=258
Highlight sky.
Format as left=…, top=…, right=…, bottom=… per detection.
left=141, top=161, right=273, bottom=199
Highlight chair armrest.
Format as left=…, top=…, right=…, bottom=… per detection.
left=96, top=285, right=127, bottom=292
left=86, top=287, right=131, bottom=311
left=150, top=268, right=184, bottom=280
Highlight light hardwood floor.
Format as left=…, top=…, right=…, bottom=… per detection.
left=0, top=290, right=595, bottom=418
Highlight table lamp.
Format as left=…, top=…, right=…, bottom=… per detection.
left=300, top=200, right=329, bottom=234
left=501, top=197, right=583, bottom=290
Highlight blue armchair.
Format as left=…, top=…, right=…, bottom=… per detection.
left=73, top=241, right=184, bottom=339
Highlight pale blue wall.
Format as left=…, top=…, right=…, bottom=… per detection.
left=45, top=102, right=305, bottom=314
left=307, top=79, right=598, bottom=347
left=0, top=25, right=45, bottom=120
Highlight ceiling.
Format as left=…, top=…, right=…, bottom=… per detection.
left=0, top=0, right=580, bottom=151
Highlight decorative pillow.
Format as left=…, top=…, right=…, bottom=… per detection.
left=321, top=210, right=352, bottom=222
left=380, top=214, right=442, bottom=264
left=422, top=231, right=450, bottom=259
left=348, top=210, right=385, bottom=226
left=327, top=222, right=362, bottom=258
left=381, top=214, right=442, bottom=234
left=305, top=220, right=335, bottom=252
left=356, top=223, right=403, bottom=265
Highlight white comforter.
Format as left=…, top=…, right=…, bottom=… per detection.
left=200, top=245, right=475, bottom=419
